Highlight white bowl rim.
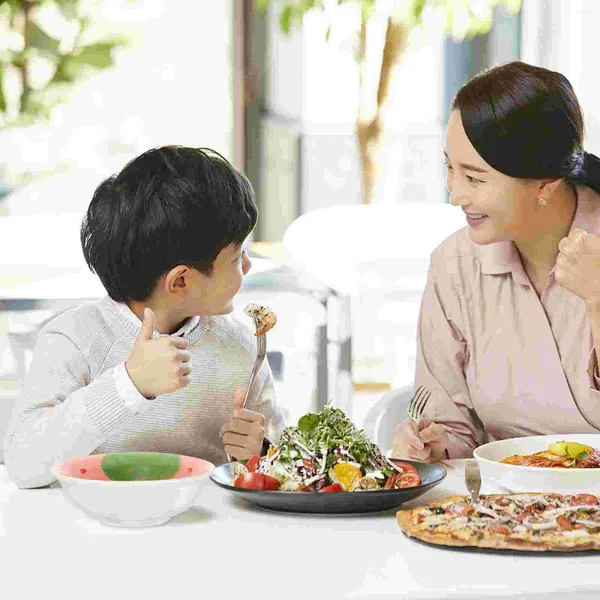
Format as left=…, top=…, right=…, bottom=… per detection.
left=51, top=455, right=216, bottom=486
left=473, top=435, right=600, bottom=474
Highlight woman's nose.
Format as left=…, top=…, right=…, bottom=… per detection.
left=448, top=183, right=468, bottom=208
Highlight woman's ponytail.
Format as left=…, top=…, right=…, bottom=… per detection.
left=581, top=152, right=600, bottom=196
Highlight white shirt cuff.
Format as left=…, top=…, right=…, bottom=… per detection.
left=113, top=362, right=152, bottom=414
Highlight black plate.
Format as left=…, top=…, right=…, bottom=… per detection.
left=210, top=460, right=446, bottom=514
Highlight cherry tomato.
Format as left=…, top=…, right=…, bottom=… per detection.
left=319, top=483, right=344, bottom=492
left=246, top=455, right=261, bottom=472
left=390, top=460, right=419, bottom=476
left=234, top=472, right=280, bottom=490
left=384, top=471, right=422, bottom=489
left=261, top=474, right=280, bottom=490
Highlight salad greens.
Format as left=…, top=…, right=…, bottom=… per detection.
left=272, top=405, right=395, bottom=478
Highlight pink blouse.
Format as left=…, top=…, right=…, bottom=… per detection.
left=416, top=186, right=600, bottom=458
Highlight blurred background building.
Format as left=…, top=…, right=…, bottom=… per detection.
left=1, top=0, right=600, bottom=450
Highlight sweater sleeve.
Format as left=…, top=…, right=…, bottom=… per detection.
left=3, top=331, right=140, bottom=489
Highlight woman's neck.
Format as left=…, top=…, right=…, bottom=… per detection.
left=515, top=182, right=577, bottom=289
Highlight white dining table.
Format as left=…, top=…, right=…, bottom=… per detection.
left=1, top=460, right=599, bottom=600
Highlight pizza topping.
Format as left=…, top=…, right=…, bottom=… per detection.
left=528, top=521, right=557, bottom=531
left=545, top=505, right=600, bottom=518
left=494, top=497, right=511, bottom=507
left=563, top=529, right=590, bottom=538
left=556, top=515, right=573, bottom=530
left=404, top=492, right=600, bottom=550
left=571, top=494, right=600, bottom=506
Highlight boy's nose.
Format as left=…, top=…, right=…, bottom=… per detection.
left=243, top=254, right=252, bottom=274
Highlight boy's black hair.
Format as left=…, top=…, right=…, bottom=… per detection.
left=81, top=146, right=258, bottom=302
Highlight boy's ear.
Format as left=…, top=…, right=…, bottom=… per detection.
left=164, top=265, right=189, bottom=295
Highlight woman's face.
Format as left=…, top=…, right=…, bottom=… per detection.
left=444, top=109, right=543, bottom=245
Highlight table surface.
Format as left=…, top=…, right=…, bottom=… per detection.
left=2, top=460, right=600, bottom=600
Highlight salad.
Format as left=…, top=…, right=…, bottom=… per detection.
left=233, top=406, right=422, bottom=492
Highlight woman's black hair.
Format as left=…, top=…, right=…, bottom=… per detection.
left=81, top=146, right=258, bottom=302
left=452, top=61, right=600, bottom=195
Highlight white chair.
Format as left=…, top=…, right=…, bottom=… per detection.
left=362, top=385, right=413, bottom=455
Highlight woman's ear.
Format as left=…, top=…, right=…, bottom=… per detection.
left=537, top=178, right=562, bottom=198
left=164, top=265, right=189, bottom=296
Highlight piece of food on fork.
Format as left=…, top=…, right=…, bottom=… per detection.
left=244, top=304, right=277, bottom=336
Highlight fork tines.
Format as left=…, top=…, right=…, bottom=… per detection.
left=408, top=385, right=431, bottom=423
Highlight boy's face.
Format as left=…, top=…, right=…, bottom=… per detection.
left=188, top=242, right=252, bottom=315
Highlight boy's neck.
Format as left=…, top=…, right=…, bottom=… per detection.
left=127, top=300, right=191, bottom=335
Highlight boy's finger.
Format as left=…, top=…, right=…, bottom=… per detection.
left=224, top=445, right=253, bottom=461
left=233, top=408, right=266, bottom=425
left=222, top=431, right=256, bottom=449
left=177, top=350, right=192, bottom=363
left=220, top=418, right=259, bottom=437
left=138, top=307, right=155, bottom=342
left=233, top=389, right=246, bottom=410
left=170, top=337, right=188, bottom=349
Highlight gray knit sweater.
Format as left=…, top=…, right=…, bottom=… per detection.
left=3, top=296, right=285, bottom=488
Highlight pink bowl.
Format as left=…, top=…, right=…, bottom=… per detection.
left=56, top=452, right=213, bottom=482
left=51, top=452, right=215, bottom=527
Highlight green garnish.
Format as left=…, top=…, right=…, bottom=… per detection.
left=274, top=404, right=394, bottom=478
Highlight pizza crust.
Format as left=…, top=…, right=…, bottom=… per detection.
left=397, top=494, right=600, bottom=552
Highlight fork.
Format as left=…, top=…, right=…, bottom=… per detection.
left=241, top=313, right=267, bottom=409
left=407, top=385, right=431, bottom=424
left=226, top=313, right=267, bottom=462
left=465, top=460, right=481, bottom=504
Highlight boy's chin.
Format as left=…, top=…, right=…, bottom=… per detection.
left=213, top=302, right=235, bottom=315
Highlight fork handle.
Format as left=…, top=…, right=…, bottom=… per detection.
left=225, top=357, right=265, bottom=462
left=241, top=357, right=265, bottom=409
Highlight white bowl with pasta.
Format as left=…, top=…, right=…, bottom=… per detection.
left=473, top=434, right=600, bottom=494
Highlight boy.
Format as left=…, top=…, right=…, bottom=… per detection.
left=4, top=146, right=285, bottom=489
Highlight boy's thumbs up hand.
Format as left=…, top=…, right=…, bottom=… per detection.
left=125, top=307, right=192, bottom=399
left=138, top=307, right=155, bottom=341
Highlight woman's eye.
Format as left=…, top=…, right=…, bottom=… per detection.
left=466, top=175, right=484, bottom=184
left=443, top=161, right=453, bottom=171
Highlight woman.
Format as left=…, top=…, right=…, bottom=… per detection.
left=392, top=61, right=600, bottom=462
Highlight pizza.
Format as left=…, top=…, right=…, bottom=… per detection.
left=501, top=441, right=600, bottom=469
left=397, top=493, right=600, bottom=551
left=244, top=304, right=277, bottom=336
